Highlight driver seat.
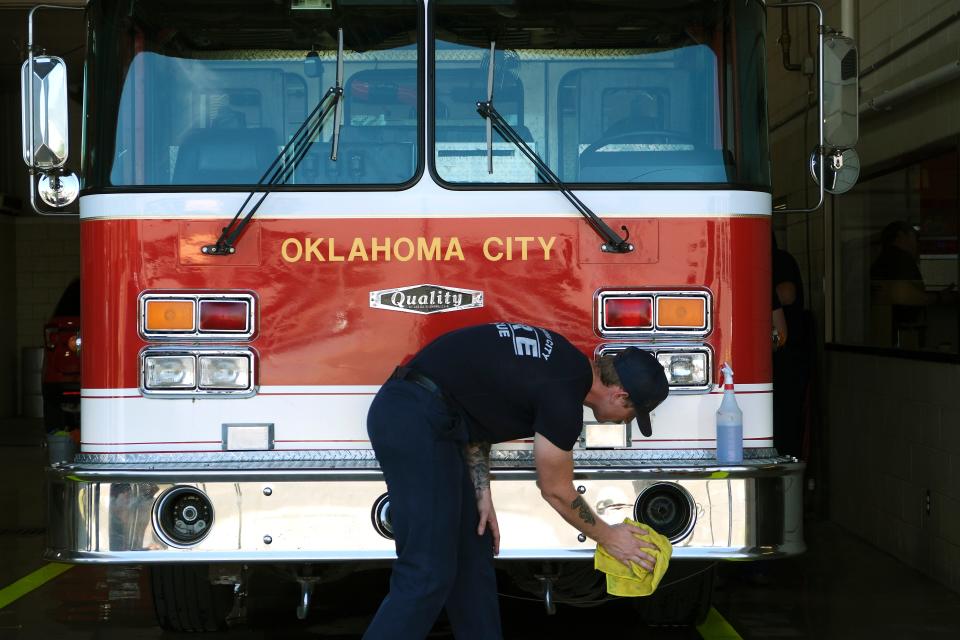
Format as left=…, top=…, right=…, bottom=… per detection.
left=173, top=127, right=279, bottom=185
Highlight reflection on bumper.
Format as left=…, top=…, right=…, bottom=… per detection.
left=45, top=461, right=805, bottom=563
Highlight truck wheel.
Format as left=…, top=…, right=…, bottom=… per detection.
left=631, top=562, right=714, bottom=627
left=151, top=564, right=233, bottom=632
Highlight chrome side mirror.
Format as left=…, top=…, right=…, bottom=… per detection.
left=768, top=3, right=861, bottom=212
left=37, top=173, right=81, bottom=207
left=20, top=4, right=85, bottom=213
left=21, top=55, right=70, bottom=170
left=810, top=147, right=860, bottom=195
left=823, top=35, right=859, bottom=149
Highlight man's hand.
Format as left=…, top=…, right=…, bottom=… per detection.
left=598, top=522, right=658, bottom=571
left=476, top=486, right=500, bottom=556
left=464, top=441, right=499, bottom=555
left=533, top=434, right=658, bottom=571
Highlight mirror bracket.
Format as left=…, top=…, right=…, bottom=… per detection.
left=23, top=3, right=87, bottom=215
left=767, top=2, right=861, bottom=213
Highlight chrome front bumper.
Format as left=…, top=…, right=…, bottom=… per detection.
left=46, top=453, right=805, bottom=563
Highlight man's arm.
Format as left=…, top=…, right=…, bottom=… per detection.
left=772, top=307, right=788, bottom=349
left=464, top=441, right=500, bottom=555
left=464, top=441, right=491, bottom=500
left=533, top=433, right=656, bottom=570
left=885, top=279, right=938, bottom=306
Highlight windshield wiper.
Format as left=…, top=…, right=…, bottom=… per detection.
left=203, top=28, right=345, bottom=256
left=476, top=43, right=633, bottom=254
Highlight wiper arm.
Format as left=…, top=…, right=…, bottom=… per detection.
left=476, top=100, right=634, bottom=254
left=203, top=28, right=346, bottom=256
left=330, top=28, right=345, bottom=162
left=485, top=41, right=495, bottom=174
left=476, top=43, right=631, bottom=254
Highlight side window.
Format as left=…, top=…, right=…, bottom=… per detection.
left=835, top=146, right=960, bottom=354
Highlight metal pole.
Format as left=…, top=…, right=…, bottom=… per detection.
left=841, top=0, right=857, bottom=41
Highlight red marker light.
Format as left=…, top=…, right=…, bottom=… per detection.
left=604, top=297, right=653, bottom=329
left=199, top=300, right=249, bottom=333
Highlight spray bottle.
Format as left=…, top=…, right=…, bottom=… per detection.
left=716, top=363, right=743, bottom=464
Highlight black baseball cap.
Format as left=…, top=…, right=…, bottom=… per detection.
left=612, top=347, right=669, bottom=437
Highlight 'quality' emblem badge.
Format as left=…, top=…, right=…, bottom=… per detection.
left=369, top=284, right=484, bottom=315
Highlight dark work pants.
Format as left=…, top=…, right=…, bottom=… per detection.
left=773, top=348, right=808, bottom=459
left=363, top=380, right=503, bottom=640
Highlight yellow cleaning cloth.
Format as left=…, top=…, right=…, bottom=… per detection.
left=594, top=518, right=672, bottom=596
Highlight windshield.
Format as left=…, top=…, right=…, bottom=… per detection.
left=432, top=0, right=769, bottom=188
left=85, top=0, right=420, bottom=189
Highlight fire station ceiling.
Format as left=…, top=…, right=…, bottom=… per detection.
left=0, top=3, right=85, bottom=90
left=129, top=0, right=418, bottom=52
left=437, top=0, right=724, bottom=50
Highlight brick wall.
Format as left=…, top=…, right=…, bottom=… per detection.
left=826, top=350, right=960, bottom=592
left=14, top=218, right=81, bottom=415
left=765, top=0, right=960, bottom=594
left=14, top=218, right=81, bottom=351
left=0, top=217, right=17, bottom=417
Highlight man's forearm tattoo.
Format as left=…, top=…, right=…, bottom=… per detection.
left=570, top=495, right=597, bottom=526
left=465, top=442, right=491, bottom=500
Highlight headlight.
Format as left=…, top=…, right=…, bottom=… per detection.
left=199, top=355, right=251, bottom=390
left=140, top=348, right=256, bottom=396
left=144, top=355, right=196, bottom=389
left=656, top=352, right=707, bottom=386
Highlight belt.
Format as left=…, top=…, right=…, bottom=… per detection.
left=389, top=366, right=444, bottom=398
left=389, top=366, right=468, bottom=442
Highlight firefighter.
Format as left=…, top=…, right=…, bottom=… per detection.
left=363, top=322, right=669, bottom=640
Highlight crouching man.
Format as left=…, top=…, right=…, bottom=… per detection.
left=363, top=322, right=669, bottom=640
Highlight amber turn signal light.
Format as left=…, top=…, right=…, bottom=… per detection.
left=145, top=300, right=195, bottom=332
left=656, top=297, right=706, bottom=329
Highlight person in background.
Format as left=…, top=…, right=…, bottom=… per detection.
left=772, top=234, right=807, bottom=460
left=870, top=221, right=956, bottom=349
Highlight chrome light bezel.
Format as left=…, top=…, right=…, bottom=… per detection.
left=139, top=292, right=256, bottom=340
left=199, top=354, right=252, bottom=390
left=595, top=289, right=712, bottom=339
left=656, top=350, right=710, bottom=389
left=140, top=347, right=257, bottom=398
left=143, top=354, right=197, bottom=390
left=596, top=344, right=713, bottom=393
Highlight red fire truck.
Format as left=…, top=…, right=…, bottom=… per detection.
left=23, top=0, right=859, bottom=631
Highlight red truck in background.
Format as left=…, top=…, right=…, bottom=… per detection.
left=42, top=278, right=80, bottom=438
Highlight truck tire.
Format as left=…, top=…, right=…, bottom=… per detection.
left=631, top=562, right=715, bottom=627
left=151, top=564, right=233, bottom=632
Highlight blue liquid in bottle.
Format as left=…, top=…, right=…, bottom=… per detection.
left=716, top=363, right=743, bottom=464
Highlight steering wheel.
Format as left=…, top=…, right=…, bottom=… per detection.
left=581, top=130, right=696, bottom=157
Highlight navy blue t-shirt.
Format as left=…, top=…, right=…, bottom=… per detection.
left=408, top=323, right=592, bottom=451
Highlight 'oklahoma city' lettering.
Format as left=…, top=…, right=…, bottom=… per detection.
left=281, top=236, right=556, bottom=263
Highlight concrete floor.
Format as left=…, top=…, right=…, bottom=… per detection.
left=2, top=419, right=960, bottom=639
